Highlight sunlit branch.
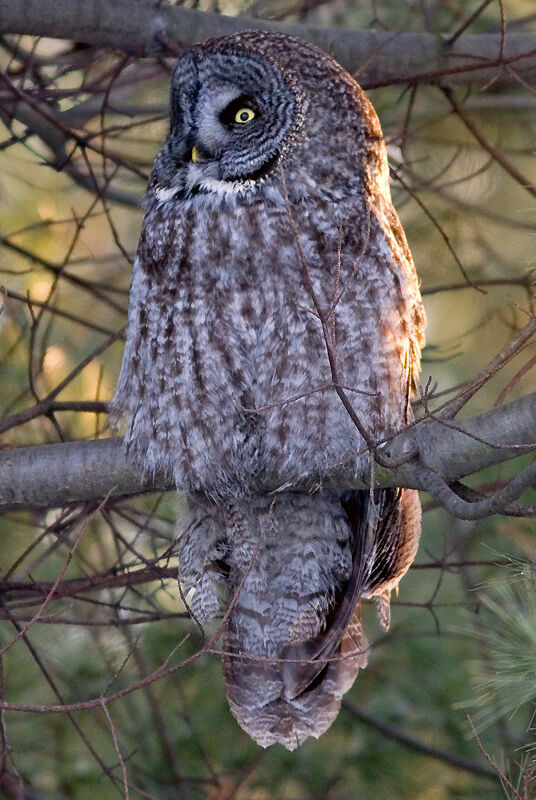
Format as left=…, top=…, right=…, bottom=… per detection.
left=0, top=391, right=534, bottom=518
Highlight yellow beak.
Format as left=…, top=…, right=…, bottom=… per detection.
left=191, top=145, right=202, bottom=164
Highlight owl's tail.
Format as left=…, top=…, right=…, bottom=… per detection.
left=216, top=489, right=421, bottom=750
left=223, top=588, right=368, bottom=751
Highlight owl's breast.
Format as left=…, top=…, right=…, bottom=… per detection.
left=152, top=272, right=393, bottom=494
left=115, top=198, right=419, bottom=496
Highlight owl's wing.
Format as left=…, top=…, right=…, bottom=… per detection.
left=280, top=488, right=399, bottom=699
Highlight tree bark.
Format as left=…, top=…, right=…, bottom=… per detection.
left=1, top=391, right=534, bottom=517
left=0, top=0, right=535, bottom=88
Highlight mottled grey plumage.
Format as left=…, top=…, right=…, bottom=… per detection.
left=112, top=30, right=425, bottom=750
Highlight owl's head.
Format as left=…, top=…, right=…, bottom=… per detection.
left=150, top=34, right=305, bottom=201
left=149, top=31, right=376, bottom=205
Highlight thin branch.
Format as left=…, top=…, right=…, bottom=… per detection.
left=410, top=458, right=536, bottom=520
left=465, top=713, right=525, bottom=799
left=102, top=704, right=130, bottom=800
left=5, top=289, right=119, bottom=336
left=445, top=0, right=496, bottom=46
left=445, top=88, right=536, bottom=200
left=422, top=275, right=535, bottom=296
left=0, top=498, right=105, bottom=656
left=343, top=701, right=498, bottom=780
left=437, top=314, right=536, bottom=418
left=0, top=327, right=124, bottom=434
left=2, top=566, right=179, bottom=602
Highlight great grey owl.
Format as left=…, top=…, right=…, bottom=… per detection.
left=112, top=30, right=425, bottom=750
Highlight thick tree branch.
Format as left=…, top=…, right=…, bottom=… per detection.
left=0, top=392, right=534, bottom=517
left=1, top=0, right=535, bottom=88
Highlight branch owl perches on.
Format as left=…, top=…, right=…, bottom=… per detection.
left=112, top=30, right=425, bottom=750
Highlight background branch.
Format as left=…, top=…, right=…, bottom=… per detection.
left=1, top=0, right=536, bottom=87
left=342, top=701, right=497, bottom=780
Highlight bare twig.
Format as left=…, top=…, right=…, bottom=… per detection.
left=445, top=88, right=536, bottom=200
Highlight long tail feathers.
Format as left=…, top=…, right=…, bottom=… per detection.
left=223, top=602, right=369, bottom=750
left=179, top=489, right=420, bottom=750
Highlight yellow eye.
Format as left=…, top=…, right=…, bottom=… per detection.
left=234, top=107, right=255, bottom=124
